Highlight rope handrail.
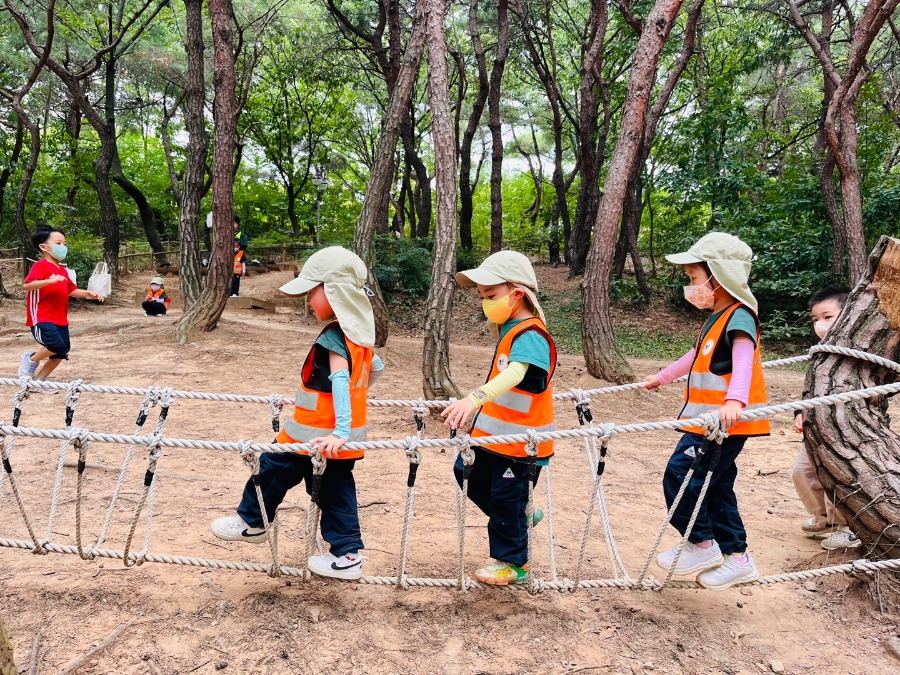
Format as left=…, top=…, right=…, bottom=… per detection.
left=1, top=377, right=897, bottom=455
left=0, top=352, right=813, bottom=409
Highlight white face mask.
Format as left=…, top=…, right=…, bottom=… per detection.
left=814, top=320, right=834, bottom=340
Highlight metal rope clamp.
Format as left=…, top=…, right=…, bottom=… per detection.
left=65, top=379, right=84, bottom=427
left=404, top=435, right=422, bottom=488
left=596, top=423, right=616, bottom=476
left=269, top=394, right=285, bottom=434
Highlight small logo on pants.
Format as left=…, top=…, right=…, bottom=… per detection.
left=684, top=446, right=696, bottom=457
left=502, top=468, right=515, bottom=478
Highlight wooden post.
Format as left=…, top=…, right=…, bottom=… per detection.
left=804, top=235, right=900, bottom=559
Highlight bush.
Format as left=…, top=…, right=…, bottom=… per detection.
left=374, top=236, right=432, bottom=299
left=64, top=233, right=104, bottom=289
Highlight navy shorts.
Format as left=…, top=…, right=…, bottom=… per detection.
left=31, top=322, right=70, bottom=360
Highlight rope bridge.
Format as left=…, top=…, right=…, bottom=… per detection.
left=1, top=345, right=898, bottom=593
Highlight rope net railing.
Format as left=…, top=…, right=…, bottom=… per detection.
left=0, top=344, right=896, bottom=594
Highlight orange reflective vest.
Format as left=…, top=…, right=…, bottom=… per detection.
left=276, top=322, right=373, bottom=459
left=679, top=303, right=770, bottom=437
left=146, top=288, right=169, bottom=304
left=471, top=317, right=557, bottom=458
left=233, top=250, right=245, bottom=275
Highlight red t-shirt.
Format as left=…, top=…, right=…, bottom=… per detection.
left=25, top=258, right=77, bottom=327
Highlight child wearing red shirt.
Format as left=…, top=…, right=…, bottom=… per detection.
left=19, top=226, right=105, bottom=385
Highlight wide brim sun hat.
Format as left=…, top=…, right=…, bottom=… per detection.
left=456, top=250, right=546, bottom=324
left=279, top=246, right=375, bottom=347
left=150, top=276, right=164, bottom=286
left=665, top=232, right=758, bottom=313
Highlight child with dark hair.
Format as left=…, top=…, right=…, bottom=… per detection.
left=792, top=287, right=860, bottom=550
left=19, top=226, right=105, bottom=385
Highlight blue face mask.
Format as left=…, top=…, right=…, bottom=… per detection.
left=49, top=244, right=67, bottom=262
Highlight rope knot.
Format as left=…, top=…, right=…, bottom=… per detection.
left=268, top=394, right=284, bottom=430
left=158, top=387, right=176, bottom=410
left=413, top=399, right=427, bottom=434
left=238, top=439, right=258, bottom=472
left=457, top=434, right=475, bottom=466
left=65, top=379, right=84, bottom=410
left=14, top=380, right=30, bottom=407
left=700, top=413, right=728, bottom=444
left=598, top=422, right=616, bottom=448
left=71, top=428, right=90, bottom=456
left=404, top=436, right=422, bottom=466
left=310, top=446, right=327, bottom=475
left=525, top=429, right=539, bottom=458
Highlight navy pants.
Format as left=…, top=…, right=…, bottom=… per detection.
left=663, top=433, right=749, bottom=555
left=231, top=274, right=241, bottom=296
left=237, top=452, right=363, bottom=557
left=454, top=446, right=543, bottom=567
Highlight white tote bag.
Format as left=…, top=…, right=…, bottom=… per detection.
left=87, top=262, right=112, bottom=297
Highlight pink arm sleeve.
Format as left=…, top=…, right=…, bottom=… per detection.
left=725, top=337, right=755, bottom=406
left=657, top=349, right=696, bottom=385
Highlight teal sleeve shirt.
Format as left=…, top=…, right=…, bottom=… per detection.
left=499, top=320, right=551, bottom=373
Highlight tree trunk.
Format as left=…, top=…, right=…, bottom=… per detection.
left=111, top=153, right=168, bottom=266
left=582, top=0, right=686, bottom=384
left=487, top=0, right=509, bottom=254
left=403, top=128, right=432, bottom=238
left=458, top=0, right=489, bottom=251
left=0, top=612, right=14, bottom=675
left=287, top=185, right=301, bottom=237
left=179, top=0, right=208, bottom=310
left=65, top=82, right=81, bottom=210
left=353, top=6, right=427, bottom=347
left=835, top=104, right=866, bottom=285
left=0, top=120, right=23, bottom=232
left=422, top=0, right=461, bottom=400
left=175, top=0, right=238, bottom=342
left=804, top=236, right=900, bottom=559
left=568, top=0, right=608, bottom=275
left=13, top=106, right=41, bottom=270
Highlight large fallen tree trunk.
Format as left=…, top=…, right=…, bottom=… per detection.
left=0, top=613, right=14, bottom=675
left=804, top=235, right=900, bottom=559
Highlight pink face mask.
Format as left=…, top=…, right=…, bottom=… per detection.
left=814, top=320, right=834, bottom=340
left=683, top=283, right=715, bottom=310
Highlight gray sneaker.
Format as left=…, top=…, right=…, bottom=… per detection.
left=18, top=352, right=37, bottom=379
left=821, top=528, right=862, bottom=550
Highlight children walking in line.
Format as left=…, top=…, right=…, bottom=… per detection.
left=19, top=226, right=106, bottom=385
left=792, top=288, right=860, bottom=550
left=231, top=241, right=245, bottom=298
left=211, top=247, right=384, bottom=580
left=442, top=251, right=556, bottom=586
left=142, top=276, right=171, bottom=316
left=643, top=232, right=769, bottom=590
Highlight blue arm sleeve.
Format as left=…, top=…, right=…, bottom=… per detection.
left=369, top=355, right=385, bottom=385
left=329, top=369, right=352, bottom=440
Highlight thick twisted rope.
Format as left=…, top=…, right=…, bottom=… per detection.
left=397, top=430, right=423, bottom=590
left=43, top=379, right=83, bottom=550
left=575, top=421, right=619, bottom=585
left=543, top=463, right=558, bottom=582
left=121, top=426, right=164, bottom=568
left=240, top=440, right=281, bottom=578
left=90, top=390, right=159, bottom=555
left=0, top=351, right=812, bottom=411
left=455, top=436, right=475, bottom=593
left=0, top=381, right=30, bottom=494
left=524, top=431, right=540, bottom=595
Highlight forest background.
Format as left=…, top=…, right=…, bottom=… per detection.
left=1, top=0, right=899, bottom=392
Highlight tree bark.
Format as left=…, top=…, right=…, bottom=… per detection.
left=0, top=612, right=14, bottom=675
left=458, top=0, right=489, bottom=251
left=352, top=7, right=427, bottom=347
left=569, top=0, right=608, bottom=275
left=582, top=0, right=686, bottom=384
left=0, top=120, right=23, bottom=232
left=804, top=236, right=900, bottom=559
left=422, top=0, right=461, bottom=400
left=487, top=0, right=509, bottom=254
left=178, top=0, right=208, bottom=310
left=175, top=0, right=238, bottom=342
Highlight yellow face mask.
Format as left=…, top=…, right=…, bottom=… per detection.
left=482, top=294, right=515, bottom=324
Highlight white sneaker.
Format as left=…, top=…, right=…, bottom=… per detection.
left=18, top=352, right=37, bottom=379
left=656, top=541, right=724, bottom=575
left=230, top=294, right=239, bottom=298
left=30, top=379, right=58, bottom=395
left=821, top=527, right=862, bottom=550
left=308, top=551, right=365, bottom=580
left=210, top=515, right=268, bottom=543
left=697, top=553, right=760, bottom=590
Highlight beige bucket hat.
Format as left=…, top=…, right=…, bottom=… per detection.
left=665, top=232, right=758, bottom=313
left=150, top=276, right=164, bottom=286
left=279, top=246, right=375, bottom=347
left=456, top=250, right=546, bottom=324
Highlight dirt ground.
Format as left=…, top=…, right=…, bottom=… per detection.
left=1, top=268, right=898, bottom=675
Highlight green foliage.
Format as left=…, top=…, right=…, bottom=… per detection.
left=374, top=236, right=433, bottom=300
left=64, top=233, right=104, bottom=287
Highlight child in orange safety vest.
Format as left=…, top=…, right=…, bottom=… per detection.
left=230, top=241, right=246, bottom=298
left=142, top=276, right=171, bottom=316
left=211, top=247, right=384, bottom=581
left=442, top=251, right=557, bottom=586
left=643, top=232, right=770, bottom=591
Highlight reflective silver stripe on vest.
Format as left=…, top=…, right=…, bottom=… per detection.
left=687, top=372, right=728, bottom=392
left=680, top=401, right=769, bottom=420
left=294, top=387, right=320, bottom=412
left=473, top=412, right=554, bottom=438
left=492, top=390, right=534, bottom=414
left=283, top=418, right=367, bottom=442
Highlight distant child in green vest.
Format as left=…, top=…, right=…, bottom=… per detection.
left=442, top=251, right=557, bottom=586
left=644, top=232, right=769, bottom=590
